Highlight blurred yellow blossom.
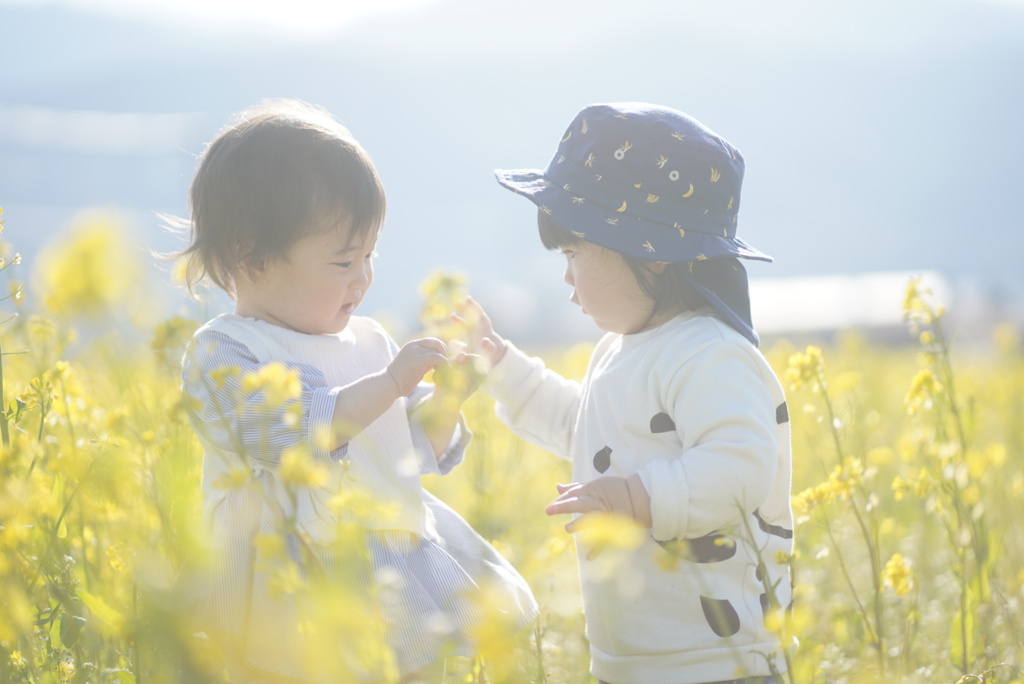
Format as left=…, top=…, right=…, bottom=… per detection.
left=212, top=466, right=251, bottom=491
left=106, top=545, right=126, bottom=573
left=882, top=553, right=914, bottom=596
left=902, top=275, right=936, bottom=326
left=151, top=316, right=199, bottom=366
left=242, top=362, right=302, bottom=407
left=209, top=364, right=240, bottom=389
left=254, top=532, right=287, bottom=561
left=35, top=214, right=143, bottom=317
left=278, top=447, right=328, bottom=489
left=576, top=512, right=645, bottom=555
left=785, top=345, right=824, bottom=392
left=267, top=561, right=305, bottom=598
left=418, top=270, right=468, bottom=342
left=892, top=468, right=932, bottom=501
left=905, top=368, right=942, bottom=416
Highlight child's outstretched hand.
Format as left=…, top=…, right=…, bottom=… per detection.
left=546, top=476, right=653, bottom=528
left=546, top=476, right=653, bottom=558
left=387, top=338, right=450, bottom=397
left=432, top=349, right=487, bottom=404
left=450, top=296, right=507, bottom=370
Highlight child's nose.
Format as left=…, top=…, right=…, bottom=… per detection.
left=563, top=263, right=574, bottom=287
left=352, top=261, right=372, bottom=288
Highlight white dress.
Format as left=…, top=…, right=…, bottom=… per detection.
left=181, top=314, right=537, bottom=680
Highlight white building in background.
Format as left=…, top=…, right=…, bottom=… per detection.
left=751, top=270, right=1024, bottom=346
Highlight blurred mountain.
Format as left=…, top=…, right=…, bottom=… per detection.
left=2, top=0, right=1023, bottom=342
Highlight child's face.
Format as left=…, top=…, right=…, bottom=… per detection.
left=559, top=242, right=658, bottom=334
left=236, top=223, right=377, bottom=335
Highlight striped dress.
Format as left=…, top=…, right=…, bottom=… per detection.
left=180, top=314, right=537, bottom=680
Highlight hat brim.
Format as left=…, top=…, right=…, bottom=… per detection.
left=495, top=168, right=772, bottom=264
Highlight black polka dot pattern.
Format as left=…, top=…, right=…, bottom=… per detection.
left=593, top=446, right=612, bottom=473
left=656, top=533, right=736, bottom=563
left=700, top=596, right=740, bottom=637
left=691, top=534, right=736, bottom=562
left=649, top=412, right=676, bottom=433
left=754, top=509, right=793, bottom=540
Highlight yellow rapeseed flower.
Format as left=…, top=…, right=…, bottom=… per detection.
left=905, top=369, right=942, bottom=416
left=278, top=448, right=329, bottom=489
left=242, top=362, right=303, bottom=407
left=209, top=364, right=240, bottom=390
left=577, top=512, right=646, bottom=554
left=36, top=214, right=142, bottom=317
left=785, top=345, right=824, bottom=392
left=106, top=545, right=126, bottom=573
left=212, top=466, right=252, bottom=491
left=254, top=532, right=287, bottom=561
left=267, top=561, right=305, bottom=598
left=902, top=275, right=933, bottom=325
left=418, top=270, right=468, bottom=342
left=882, top=553, right=914, bottom=596
left=151, top=316, right=199, bottom=366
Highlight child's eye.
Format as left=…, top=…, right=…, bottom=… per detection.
left=561, top=249, right=576, bottom=259
left=333, top=261, right=353, bottom=268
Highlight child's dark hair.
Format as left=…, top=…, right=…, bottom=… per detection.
left=538, top=210, right=706, bottom=316
left=177, top=99, right=385, bottom=297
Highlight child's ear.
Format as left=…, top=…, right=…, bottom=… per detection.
left=237, top=259, right=266, bottom=283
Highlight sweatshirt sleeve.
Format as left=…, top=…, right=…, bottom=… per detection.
left=637, top=341, right=778, bottom=541
left=479, top=341, right=583, bottom=461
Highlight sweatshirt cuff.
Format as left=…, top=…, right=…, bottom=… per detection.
left=639, top=459, right=690, bottom=542
left=479, top=340, right=535, bottom=400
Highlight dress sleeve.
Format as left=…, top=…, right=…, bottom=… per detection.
left=181, top=330, right=347, bottom=466
left=406, top=382, right=472, bottom=476
left=637, top=342, right=778, bottom=541
left=479, top=341, right=583, bottom=461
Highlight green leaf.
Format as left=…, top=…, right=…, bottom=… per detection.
left=59, top=613, right=87, bottom=648
left=101, top=669, right=137, bottom=684
left=77, top=588, right=126, bottom=636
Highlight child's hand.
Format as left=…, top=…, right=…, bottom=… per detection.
left=432, top=350, right=487, bottom=404
left=451, top=296, right=507, bottom=370
left=546, top=475, right=653, bottom=532
left=546, top=476, right=653, bottom=560
left=387, top=338, right=449, bottom=397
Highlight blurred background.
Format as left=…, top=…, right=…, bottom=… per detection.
left=2, top=0, right=1023, bottom=346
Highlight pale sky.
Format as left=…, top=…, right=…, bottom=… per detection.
left=2, top=0, right=444, bottom=33
left=7, top=0, right=1021, bottom=37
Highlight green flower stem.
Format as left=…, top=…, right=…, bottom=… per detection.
left=0, top=338, right=9, bottom=447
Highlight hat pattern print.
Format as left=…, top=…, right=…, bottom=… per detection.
left=495, top=102, right=772, bottom=264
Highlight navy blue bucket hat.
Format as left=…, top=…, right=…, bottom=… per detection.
left=495, top=102, right=771, bottom=345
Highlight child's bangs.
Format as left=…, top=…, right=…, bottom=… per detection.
left=303, top=136, right=386, bottom=244
left=537, top=210, right=584, bottom=251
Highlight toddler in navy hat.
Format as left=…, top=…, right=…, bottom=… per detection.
left=460, top=103, right=794, bottom=683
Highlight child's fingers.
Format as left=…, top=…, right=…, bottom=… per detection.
left=546, top=492, right=600, bottom=518
left=411, top=337, right=449, bottom=355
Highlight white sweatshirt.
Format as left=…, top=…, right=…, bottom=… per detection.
left=482, top=312, right=792, bottom=684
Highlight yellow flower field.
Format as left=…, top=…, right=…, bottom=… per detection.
left=0, top=213, right=1021, bottom=683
